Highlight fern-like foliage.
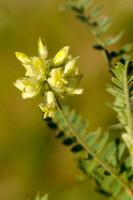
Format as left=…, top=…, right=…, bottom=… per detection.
left=61, top=0, right=132, bottom=68
left=45, top=106, right=133, bottom=200
left=107, top=61, right=133, bottom=166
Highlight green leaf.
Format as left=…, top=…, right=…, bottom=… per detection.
left=108, top=123, right=127, bottom=130
left=112, top=77, right=124, bottom=89
left=111, top=182, right=122, bottom=197
left=118, top=191, right=132, bottom=200
left=128, top=75, right=133, bottom=83
left=82, top=0, right=94, bottom=10
left=60, top=2, right=75, bottom=11
left=87, top=5, right=103, bottom=19
left=107, top=61, right=133, bottom=131
left=106, top=84, right=125, bottom=101
left=96, top=18, right=112, bottom=37
left=61, top=1, right=84, bottom=13
left=104, top=31, right=124, bottom=46
left=111, top=63, right=124, bottom=83
left=77, top=120, right=89, bottom=137
left=102, top=176, right=114, bottom=191
left=77, top=0, right=86, bottom=6
left=107, top=61, right=133, bottom=172
left=46, top=106, right=133, bottom=199
left=107, top=103, right=125, bottom=110
left=85, top=128, right=101, bottom=146
left=93, top=16, right=108, bottom=27
left=103, top=141, right=118, bottom=162
left=92, top=132, right=109, bottom=154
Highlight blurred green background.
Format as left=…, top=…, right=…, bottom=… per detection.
left=0, top=0, right=133, bottom=199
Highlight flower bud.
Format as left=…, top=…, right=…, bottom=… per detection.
left=38, top=38, right=48, bottom=59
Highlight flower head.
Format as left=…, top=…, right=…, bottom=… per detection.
left=14, top=38, right=83, bottom=118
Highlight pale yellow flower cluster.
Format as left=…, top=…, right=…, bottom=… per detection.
left=14, top=38, right=83, bottom=118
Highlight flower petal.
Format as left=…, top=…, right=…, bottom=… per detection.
left=15, top=52, right=31, bottom=64
left=63, top=57, right=79, bottom=76
left=53, top=46, right=70, bottom=67
left=14, top=79, right=25, bottom=91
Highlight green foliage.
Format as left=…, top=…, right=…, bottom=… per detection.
left=13, top=1, right=133, bottom=199
left=107, top=61, right=133, bottom=130
left=61, top=0, right=132, bottom=68
left=45, top=106, right=133, bottom=199
left=107, top=61, right=133, bottom=165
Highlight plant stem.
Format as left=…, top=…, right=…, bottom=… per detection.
left=124, top=65, right=133, bottom=136
left=123, top=63, right=133, bottom=167
left=56, top=97, right=133, bottom=197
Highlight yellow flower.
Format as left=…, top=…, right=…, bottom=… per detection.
left=16, top=52, right=47, bottom=81
left=14, top=77, right=41, bottom=99
left=48, top=67, right=67, bottom=94
left=14, top=38, right=83, bottom=118
left=39, top=91, right=56, bottom=118
left=48, top=65, right=83, bottom=96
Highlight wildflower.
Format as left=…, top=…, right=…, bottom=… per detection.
left=14, top=38, right=83, bottom=118
left=16, top=52, right=46, bottom=81
left=47, top=67, right=68, bottom=95
left=14, top=77, right=41, bottom=99
left=39, top=91, right=56, bottom=118
left=48, top=57, right=83, bottom=96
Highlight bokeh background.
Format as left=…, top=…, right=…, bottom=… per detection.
left=0, top=0, right=133, bottom=199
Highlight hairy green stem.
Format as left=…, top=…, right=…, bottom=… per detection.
left=123, top=63, right=133, bottom=166
left=124, top=65, right=133, bottom=136
left=56, top=98, right=133, bottom=197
